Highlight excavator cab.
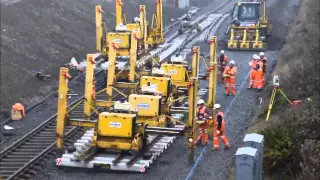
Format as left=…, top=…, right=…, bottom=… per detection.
left=228, top=0, right=271, bottom=51
left=231, top=2, right=260, bottom=26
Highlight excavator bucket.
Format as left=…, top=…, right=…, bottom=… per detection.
left=227, top=28, right=267, bottom=51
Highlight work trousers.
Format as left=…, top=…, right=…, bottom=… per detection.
left=225, top=77, right=236, bottom=95
left=262, top=71, right=266, bottom=87
left=217, top=64, right=225, bottom=83
left=213, top=130, right=229, bottom=150
left=254, top=71, right=263, bottom=89
left=195, top=122, right=208, bottom=145
left=249, top=69, right=256, bottom=88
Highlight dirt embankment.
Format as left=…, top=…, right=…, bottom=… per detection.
left=0, top=0, right=205, bottom=119
left=248, top=0, right=320, bottom=179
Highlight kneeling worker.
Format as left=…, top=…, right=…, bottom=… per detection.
left=12, top=103, right=25, bottom=120
left=195, top=99, right=211, bottom=146
left=212, top=104, right=230, bottom=150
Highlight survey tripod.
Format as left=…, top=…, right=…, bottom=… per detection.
left=266, top=76, right=292, bottom=121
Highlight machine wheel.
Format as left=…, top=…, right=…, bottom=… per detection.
left=67, top=145, right=76, bottom=153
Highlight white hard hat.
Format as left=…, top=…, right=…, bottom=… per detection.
left=259, top=52, right=265, bottom=56
left=230, top=60, right=235, bottom=64
left=220, top=50, right=225, bottom=54
left=213, top=104, right=221, bottom=109
left=253, top=54, right=259, bottom=59
left=197, top=99, right=205, bottom=105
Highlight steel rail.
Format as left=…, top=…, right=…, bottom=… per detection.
left=0, top=69, right=127, bottom=180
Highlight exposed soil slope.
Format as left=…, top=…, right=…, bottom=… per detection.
left=0, top=0, right=203, bottom=119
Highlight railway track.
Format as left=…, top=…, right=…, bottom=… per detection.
left=57, top=128, right=182, bottom=172
left=0, top=3, right=234, bottom=179
left=0, top=74, right=128, bottom=180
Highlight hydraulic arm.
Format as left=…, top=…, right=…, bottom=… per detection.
left=116, top=0, right=124, bottom=28
left=187, top=46, right=200, bottom=164
left=147, top=0, right=164, bottom=47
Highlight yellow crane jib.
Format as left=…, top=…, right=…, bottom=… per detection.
left=146, top=0, right=164, bottom=47
left=56, top=68, right=72, bottom=150
left=84, top=54, right=96, bottom=119
left=207, top=36, right=217, bottom=108
left=95, top=6, right=104, bottom=52
left=116, top=0, right=124, bottom=29
left=106, top=43, right=119, bottom=98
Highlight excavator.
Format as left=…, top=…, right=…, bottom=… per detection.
left=227, top=0, right=271, bottom=51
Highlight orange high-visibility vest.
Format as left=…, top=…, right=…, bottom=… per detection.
left=256, top=61, right=263, bottom=72
left=12, top=103, right=25, bottom=117
left=197, top=106, right=208, bottom=119
left=223, top=66, right=237, bottom=79
left=214, top=111, right=226, bottom=132
left=250, top=59, right=258, bottom=69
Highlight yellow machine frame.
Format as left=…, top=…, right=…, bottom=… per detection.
left=161, top=63, right=189, bottom=87
left=146, top=0, right=164, bottom=47
left=56, top=32, right=219, bottom=164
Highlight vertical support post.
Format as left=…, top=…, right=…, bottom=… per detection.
left=187, top=46, right=200, bottom=165
left=129, top=31, right=139, bottom=83
left=207, top=36, right=217, bottom=107
left=187, top=77, right=198, bottom=165
left=106, top=43, right=118, bottom=100
left=84, top=54, right=95, bottom=119
left=235, top=147, right=258, bottom=180
left=139, top=5, right=148, bottom=50
left=230, top=29, right=234, bottom=41
left=56, top=67, right=71, bottom=150
left=207, top=36, right=217, bottom=138
left=116, top=0, right=123, bottom=27
left=156, top=0, right=163, bottom=42
left=191, top=46, right=200, bottom=77
left=243, top=133, right=265, bottom=180
left=95, top=6, right=103, bottom=52
left=263, top=0, right=267, bottom=23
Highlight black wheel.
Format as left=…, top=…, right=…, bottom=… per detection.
left=67, top=145, right=76, bottom=153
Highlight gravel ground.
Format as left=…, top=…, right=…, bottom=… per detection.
left=0, top=0, right=216, bottom=118
left=1, top=0, right=300, bottom=179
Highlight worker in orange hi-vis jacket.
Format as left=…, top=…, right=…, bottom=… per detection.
left=223, top=60, right=237, bottom=96
left=259, top=52, right=267, bottom=87
left=254, top=59, right=264, bottom=90
left=212, top=104, right=230, bottom=151
left=195, top=99, right=211, bottom=146
left=217, top=50, right=229, bottom=83
left=12, top=103, right=25, bottom=118
left=248, top=54, right=259, bottom=89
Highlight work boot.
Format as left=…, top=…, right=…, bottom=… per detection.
left=248, top=87, right=252, bottom=89
left=224, top=144, right=230, bottom=149
left=211, top=147, right=219, bottom=151
left=225, top=93, right=229, bottom=96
